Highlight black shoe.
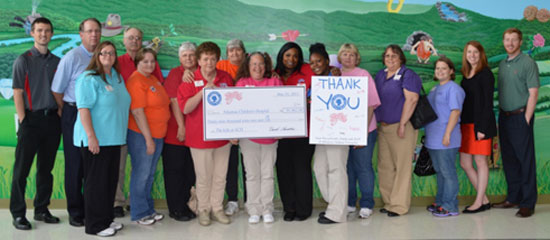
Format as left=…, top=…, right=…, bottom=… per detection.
left=170, top=211, right=192, bottom=222
left=318, top=211, right=326, bottom=217
left=34, top=211, right=60, bottom=223
left=462, top=205, right=485, bottom=214
left=125, top=205, right=131, bottom=212
left=283, top=212, right=295, bottom=221
left=387, top=211, right=400, bottom=217
left=317, top=215, right=337, bottom=224
left=295, top=215, right=309, bottom=221
left=69, top=216, right=84, bottom=227
left=379, top=208, right=388, bottom=213
left=113, top=206, right=125, bottom=218
left=482, top=203, right=491, bottom=210
left=13, top=217, right=31, bottom=230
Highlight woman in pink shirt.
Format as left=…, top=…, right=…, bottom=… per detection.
left=338, top=43, right=381, bottom=219
left=234, top=52, right=282, bottom=224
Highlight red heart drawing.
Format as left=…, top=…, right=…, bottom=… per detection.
left=282, top=30, right=300, bottom=42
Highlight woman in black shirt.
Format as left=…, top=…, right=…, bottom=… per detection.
left=459, top=41, right=497, bottom=214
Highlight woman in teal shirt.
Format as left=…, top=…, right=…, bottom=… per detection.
left=73, top=41, right=131, bottom=237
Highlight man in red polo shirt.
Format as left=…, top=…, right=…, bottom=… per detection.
left=113, top=27, right=165, bottom=218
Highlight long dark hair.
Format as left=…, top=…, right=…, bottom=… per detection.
left=235, top=52, right=273, bottom=81
left=274, top=42, right=304, bottom=77
left=85, top=41, right=121, bottom=84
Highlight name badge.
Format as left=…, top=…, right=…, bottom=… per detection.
left=297, top=83, right=306, bottom=86
left=105, top=85, right=114, bottom=92
left=245, top=85, right=255, bottom=88
left=393, top=75, right=402, bottom=81
left=194, top=80, right=204, bottom=87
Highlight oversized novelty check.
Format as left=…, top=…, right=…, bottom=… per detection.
left=310, top=76, right=369, bottom=145
left=203, top=86, right=307, bottom=140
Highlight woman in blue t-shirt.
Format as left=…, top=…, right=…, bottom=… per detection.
left=74, top=41, right=131, bottom=237
left=424, top=57, right=465, bottom=217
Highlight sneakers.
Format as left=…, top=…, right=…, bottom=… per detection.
left=136, top=216, right=155, bottom=225
left=97, top=227, right=116, bottom=237
left=151, top=212, right=164, bottom=221
left=432, top=207, right=459, bottom=217
left=248, top=215, right=260, bottom=224
left=359, top=208, right=373, bottom=219
left=224, top=201, right=239, bottom=216
left=262, top=214, right=274, bottom=223
left=212, top=210, right=231, bottom=224
left=426, top=203, right=439, bottom=212
left=110, top=222, right=123, bottom=231
left=347, top=206, right=356, bottom=213
left=198, top=210, right=211, bottom=226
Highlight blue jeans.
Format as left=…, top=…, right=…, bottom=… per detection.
left=428, top=148, right=459, bottom=213
left=347, top=130, right=377, bottom=209
left=127, top=129, right=164, bottom=221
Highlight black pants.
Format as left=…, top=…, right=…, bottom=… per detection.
left=499, top=113, right=537, bottom=208
left=162, top=144, right=195, bottom=214
left=276, top=138, right=315, bottom=217
left=10, top=111, right=61, bottom=218
left=81, top=146, right=120, bottom=234
left=225, top=144, right=247, bottom=202
left=62, top=103, right=85, bottom=218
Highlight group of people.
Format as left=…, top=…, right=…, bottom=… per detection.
left=10, top=16, right=540, bottom=237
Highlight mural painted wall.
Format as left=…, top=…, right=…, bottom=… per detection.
left=0, top=0, right=549, bottom=201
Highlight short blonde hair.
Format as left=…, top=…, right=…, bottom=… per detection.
left=337, top=43, right=361, bottom=67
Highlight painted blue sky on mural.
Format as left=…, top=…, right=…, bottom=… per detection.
left=359, top=0, right=549, bottom=19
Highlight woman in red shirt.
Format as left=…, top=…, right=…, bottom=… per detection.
left=177, top=42, right=234, bottom=226
left=274, top=42, right=315, bottom=221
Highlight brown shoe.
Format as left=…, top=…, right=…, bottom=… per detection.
left=491, top=201, right=518, bottom=209
left=515, top=208, right=534, bottom=218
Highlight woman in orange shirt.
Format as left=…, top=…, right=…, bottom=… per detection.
left=126, top=48, right=170, bottom=225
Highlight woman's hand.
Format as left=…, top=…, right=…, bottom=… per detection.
left=88, top=135, right=100, bottom=155
left=177, top=126, right=186, bottom=142
left=397, top=124, right=406, bottom=138
left=182, top=69, right=195, bottom=83
left=442, top=133, right=451, bottom=147
left=353, top=145, right=365, bottom=149
left=330, top=67, right=341, bottom=76
left=146, top=139, right=156, bottom=155
left=476, top=132, right=485, bottom=140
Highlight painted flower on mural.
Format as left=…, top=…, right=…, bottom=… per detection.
left=524, top=5, right=538, bottom=21
left=534, top=34, right=545, bottom=47
left=528, top=33, right=545, bottom=57
left=536, top=8, right=550, bottom=23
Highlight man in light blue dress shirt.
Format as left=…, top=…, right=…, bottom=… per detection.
left=51, top=18, right=101, bottom=227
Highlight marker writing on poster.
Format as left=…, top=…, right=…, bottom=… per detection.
left=316, top=77, right=361, bottom=110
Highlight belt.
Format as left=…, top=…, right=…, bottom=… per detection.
left=500, top=107, right=525, bottom=116
left=379, top=122, right=397, bottom=126
left=27, top=108, right=58, bottom=116
left=64, top=101, right=76, bottom=107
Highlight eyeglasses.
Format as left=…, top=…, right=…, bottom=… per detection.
left=99, top=51, right=116, bottom=56
left=126, top=36, right=142, bottom=41
left=384, top=54, right=399, bottom=59
left=82, top=29, right=101, bottom=34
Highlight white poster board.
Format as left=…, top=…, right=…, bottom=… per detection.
left=309, top=76, right=369, bottom=145
left=203, top=86, right=307, bottom=140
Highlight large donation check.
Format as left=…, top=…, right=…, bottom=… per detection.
left=203, top=86, right=307, bottom=140
left=310, top=76, right=369, bottom=145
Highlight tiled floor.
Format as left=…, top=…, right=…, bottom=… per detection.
left=2, top=205, right=550, bottom=239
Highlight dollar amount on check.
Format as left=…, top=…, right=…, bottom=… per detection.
left=203, top=86, right=307, bottom=140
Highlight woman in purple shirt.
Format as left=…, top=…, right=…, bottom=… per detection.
left=374, top=44, right=421, bottom=217
left=425, top=57, right=465, bottom=217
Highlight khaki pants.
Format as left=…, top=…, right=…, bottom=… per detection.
left=377, top=122, right=417, bottom=215
left=313, top=145, right=349, bottom=222
left=114, top=145, right=129, bottom=207
left=190, top=144, right=231, bottom=212
left=239, top=139, right=278, bottom=216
